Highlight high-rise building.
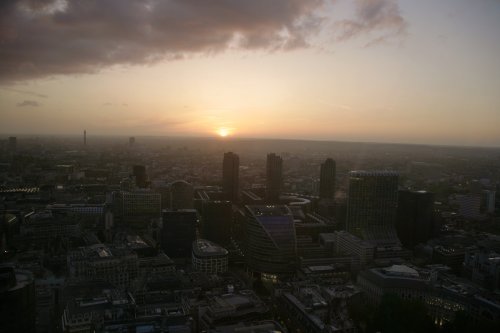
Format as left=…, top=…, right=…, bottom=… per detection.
left=222, top=152, right=239, bottom=202
left=319, top=158, right=336, bottom=199
left=132, top=165, right=147, bottom=188
left=396, top=190, right=434, bottom=248
left=346, top=171, right=400, bottom=245
left=266, top=153, right=283, bottom=203
left=83, top=130, right=86, bottom=146
left=201, top=200, right=233, bottom=245
left=0, top=266, right=36, bottom=333
left=129, top=136, right=135, bottom=147
left=245, top=205, right=297, bottom=275
left=161, top=209, right=198, bottom=258
left=170, top=180, right=194, bottom=210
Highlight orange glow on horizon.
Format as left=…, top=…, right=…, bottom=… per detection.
left=216, top=127, right=231, bottom=137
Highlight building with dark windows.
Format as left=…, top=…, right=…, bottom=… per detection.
left=266, top=153, right=283, bottom=203
left=192, top=239, right=229, bottom=274
left=113, top=189, right=161, bottom=228
left=161, top=209, right=198, bottom=258
left=223, top=152, right=239, bottom=202
left=396, top=190, right=434, bottom=248
left=201, top=199, right=233, bottom=245
left=67, top=244, right=139, bottom=288
left=245, top=205, right=297, bottom=276
left=319, top=158, right=336, bottom=199
left=346, top=171, right=400, bottom=246
left=0, top=266, right=36, bottom=333
left=170, top=180, right=194, bottom=210
left=357, top=264, right=500, bottom=326
left=133, top=165, right=147, bottom=188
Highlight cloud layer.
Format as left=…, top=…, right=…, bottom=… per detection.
left=0, top=0, right=407, bottom=82
left=0, top=0, right=324, bottom=82
left=335, top=0, right=407, bottom=46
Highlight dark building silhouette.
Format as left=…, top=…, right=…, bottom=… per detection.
left=129, top=136, right=135, bottom=147
left=245, top=205, right=297, bottom=275
left=396, top=190, right=434, bottom=248
left=83, top=130, right=86, bottom=146
left=346, top=171, right=400, bottom=245
left=170, top=180, right=194, bottom=210
left=0, top=266, right=36, bottom=333
left=266, top=153, right=283, bottom=203
left=133, top=165, right=147, bottom=188
left=222, top=152, right=239, bottom=202
left=161, top=209, right=198, bottom=258
left=319, top=158, right=336, bottom=199
left=201, top=200, right=232, bottom=246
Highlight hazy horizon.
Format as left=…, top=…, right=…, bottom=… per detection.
left=1, top=0, right=500, bottom=147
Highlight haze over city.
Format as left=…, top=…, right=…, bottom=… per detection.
left=1, top=0, right=500, bottom=146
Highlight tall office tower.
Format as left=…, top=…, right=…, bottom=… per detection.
left=170, top=180, right=194, bottom=210
left=396, top=190, right=434, bottom=248
left=8, top=136, right=17, bottom=151
left=129, top=136, right=135, bottom=147
left=161, top=209, right=198, bottom=258
left=132, top=165, right=147, bottom=188
left=122, top=190, right=161, bottom=221
left=346, top=171, right=400, bottom=245
left=319, top=158, right=336, bottom=199
left=245, top=205, right=297, bottom=276
left=83, top=130, right=86, bottom=146
left=0, top=266, right=36, bottom=333
left=266, top=153, right=283, bottom=203
left=222, top=152, right=239, bottom=202
left=201, top=200, right=232, bottom=245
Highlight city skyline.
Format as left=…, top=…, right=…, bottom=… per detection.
left=1, top=0, right=500, bottom=147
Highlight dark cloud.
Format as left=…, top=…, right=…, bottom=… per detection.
left=335, top=0, right=407, bottom=46
left=0, top=0, right=325, bottom=82
left=17, top=99, right=41, bottom=107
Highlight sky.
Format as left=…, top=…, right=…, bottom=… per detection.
left=0, top=0, right=499, bottom=147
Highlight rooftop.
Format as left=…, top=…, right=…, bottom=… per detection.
left=192, top=239, right=228, bottom=257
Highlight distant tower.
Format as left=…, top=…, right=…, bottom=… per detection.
left=222, top=152, right=239, bottom=202
left=129, top=136, right=135, bottom=147
left=346, top=171, right=400, bottom=245
left=319, top=158, right=336, bottom=199
left=266, top=153, right=283, bottom=203
left=83, top=130, right=87, bottom=146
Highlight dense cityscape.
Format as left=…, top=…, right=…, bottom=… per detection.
left=2, top=1, right=500, bottom=332
left=1, top=134, right=500, bottom=333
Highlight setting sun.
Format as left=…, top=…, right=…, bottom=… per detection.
left=217, top=127, right=231, bottom=137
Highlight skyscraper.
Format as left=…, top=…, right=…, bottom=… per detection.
left=201, top=200, right=233, bottom=246
left=346, top=171, right=400, bottom=245
left=170, top=180, right=194, bottom=210
left=319, top=158, right=336, bottom=199
left=129, top=136, right=135, bottom=147
left=245, top=205, right=297, bottom=275
left=161, top=209, right=198, bottom=258
left=266, top=153, right=283, bottom=203
left=132, top=165, right=147, bottom=188
left=222, top=152, right=239, bottom=202
left=396, top=190, right=434, bottom=248
left=83, top=130, right=86, bottom=146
